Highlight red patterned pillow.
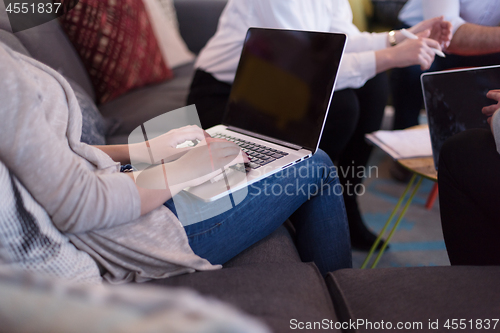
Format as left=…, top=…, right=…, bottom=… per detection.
left=60, top=0, right=173, bottom=104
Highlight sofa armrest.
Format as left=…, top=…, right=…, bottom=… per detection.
left=173, top=0, right=227, bottom=54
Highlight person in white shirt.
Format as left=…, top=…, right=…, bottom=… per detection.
left=187, top=0, right=451, bottom=250
left=392, top=0, right=500, bottom=133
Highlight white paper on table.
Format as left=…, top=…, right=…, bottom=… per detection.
left=371, top=127, right=433, bottom=159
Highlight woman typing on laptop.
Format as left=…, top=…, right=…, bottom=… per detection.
left=0, top=41, right=350, bottom=284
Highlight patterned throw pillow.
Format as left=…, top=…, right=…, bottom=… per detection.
left=143, top=0, right=195, bottom=68
left=59, top=0, right=173, bottom=104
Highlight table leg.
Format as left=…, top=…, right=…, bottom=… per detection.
left=361, top=173, right=423, bottom=269
left=370, top=176, right=423, bottom=268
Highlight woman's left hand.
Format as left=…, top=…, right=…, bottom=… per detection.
left=408, top=16, right=453, bottom=49
left=129, top=125, right=211, bottom=164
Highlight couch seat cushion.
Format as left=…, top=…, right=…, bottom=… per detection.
left=327, top=266, right=500, bottom=332
left=149, top=262, right=340, bottom=333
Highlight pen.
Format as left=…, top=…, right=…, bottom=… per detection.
left=401, top=29, right=446, bottom=58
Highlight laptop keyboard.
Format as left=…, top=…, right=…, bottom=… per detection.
left=213, top=133, right=289, bottom=170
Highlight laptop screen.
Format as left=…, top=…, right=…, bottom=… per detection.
left=421, top=65, right=500, bottom=169
left=223, top=28, right=346, bottom=152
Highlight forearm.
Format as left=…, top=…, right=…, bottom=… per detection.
left=375, top=48, right=397, bottom=74
left=126, top=164, right=173, bottom=216
left=127, top=161, right=193, bottom=216
left=447, top=23, right=500, bottom=56
left=93, top=144, right=130, bottom=164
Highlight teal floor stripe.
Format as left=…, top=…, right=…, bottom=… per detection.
left=389, top=241, right=447, bottom=252
left=366, top=178, right=436, bottom=206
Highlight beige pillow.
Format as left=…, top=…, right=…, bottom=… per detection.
left=156, top=0, right=181, bottom=29
left=143, top=0, right=195, bottom=69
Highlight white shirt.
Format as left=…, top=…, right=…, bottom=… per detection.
left=399, top=0, right=500, bottom=35
left=195, top=0, right=388, bottom=90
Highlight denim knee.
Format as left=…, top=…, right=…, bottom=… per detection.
left=310, top=149, right=334, bottom=167
left=300, top=149, right=338, bottom=185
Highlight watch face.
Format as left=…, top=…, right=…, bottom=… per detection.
left=389, top=31, right=397, bottom=46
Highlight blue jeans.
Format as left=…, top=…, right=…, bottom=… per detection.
left=164, top=150, right=351, bottom=275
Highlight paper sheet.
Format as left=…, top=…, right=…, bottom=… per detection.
left=367, top=127, right=433, bottom=160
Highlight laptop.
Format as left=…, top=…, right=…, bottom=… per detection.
left=421, top=65, right=500, bottom=170
left=185, top=28, right=347, bottom=201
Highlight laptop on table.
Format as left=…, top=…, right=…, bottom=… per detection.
left=421, top=65, right=500, bottom=170
left=185, top=28, right=347, bottom=201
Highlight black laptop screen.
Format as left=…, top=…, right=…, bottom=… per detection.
left=422, top=65, right=500, bottom=169
left=223, top=28, right=346, bottom=152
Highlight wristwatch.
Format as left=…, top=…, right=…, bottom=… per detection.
left=388, top=30, right=397, bottom=47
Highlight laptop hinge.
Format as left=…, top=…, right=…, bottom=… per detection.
left=226, top=126, right=303, bottom=151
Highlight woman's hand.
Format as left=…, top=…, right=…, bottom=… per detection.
left=391, top=30, right=442, bottom=70
left=129, top=125, right=210, bottom=164
left=167, top=138, right=249, bottom=188
left=408, top=16, right=453, bottom=48
left=482, top=90, right=500, bottom=131
left=130, top=137, right=249, bottom=215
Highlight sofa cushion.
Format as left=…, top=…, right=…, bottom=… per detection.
left=59, top=0, right=173, bottom=105
left=327, top=266, right=500, bottom=332
left=100, top=62, right=195, bottom=144
left=0, top=2, right=95, bottom=101
left=149, top=262, right=341, bottom=333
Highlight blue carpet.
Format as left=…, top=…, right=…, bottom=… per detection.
left=352, top=150, right=450, bottom=269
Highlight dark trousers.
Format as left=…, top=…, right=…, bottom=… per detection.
left=188, top=69, right=389, bottom=236
left=187, top=70, right=232, bottom=129
left=438, top=129, right=500, bottom=265
left=320, top=74, right=389, bottom=229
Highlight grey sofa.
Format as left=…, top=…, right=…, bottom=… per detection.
left=1, top=1, right=499, bottom=332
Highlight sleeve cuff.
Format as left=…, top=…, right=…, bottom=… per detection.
left=335, top=51, right=376, bottom=91
left=492, top=109, right=500, bottom=155
left=373, top=32, right=389, bottom=50
left=450, top=16, right=466, bottom=36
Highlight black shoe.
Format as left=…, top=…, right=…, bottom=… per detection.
left=350, top=225, right=390, bottom=252
left=344, top=194, right=390, bottom=252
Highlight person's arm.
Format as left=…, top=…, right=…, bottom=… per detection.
left=335, top=16, right=450, bottom=90
left=93, top=125, right=211, bottom=165
left=446, top=23, right=500, bottom=56
left=482, top=90, right=500, bottom=154
left=93, top=145, right=130, bottom=164
left=421, top=0, right=464, bottom=36
left=419, top=0, right=500, bottom=56
left=0, top=48, right=142, bottom=234
left=375, top=30, right=442, bottom=73
left=126, top=138, right=247, bottom=216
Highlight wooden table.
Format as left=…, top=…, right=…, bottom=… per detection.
left=361, top=156, right=437, bottom=269
left=398, top=157, right=437, bottom=181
